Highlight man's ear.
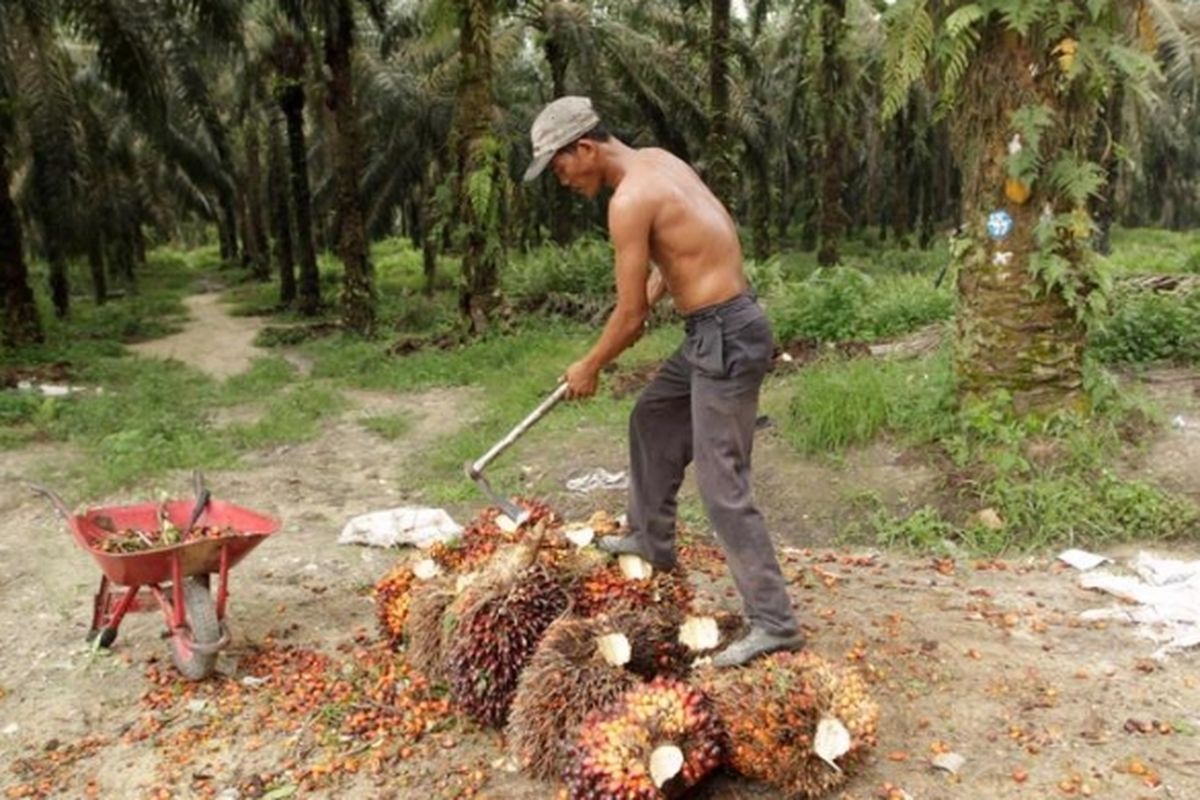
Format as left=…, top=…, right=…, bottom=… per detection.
left=574, top=138, right=599, bottom=162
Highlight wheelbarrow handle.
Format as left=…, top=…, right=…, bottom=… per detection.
left=185, top=470, right=211, bottom=531
left=27, top=483, right=74, bottom=522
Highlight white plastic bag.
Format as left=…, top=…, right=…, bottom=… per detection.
left=338, top=507, right=461, bottom=549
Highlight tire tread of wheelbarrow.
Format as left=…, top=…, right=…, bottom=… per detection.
left=87, top=627, right=117, bottom=648
left=170, top=576, right=220, bottom=680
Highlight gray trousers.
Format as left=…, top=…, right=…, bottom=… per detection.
left=627, top=292, right=798, bottom=636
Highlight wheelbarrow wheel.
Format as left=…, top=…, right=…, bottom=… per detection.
left=86, top=627, right=117, bottom=648
left=169, top=576, right=221, bottom=680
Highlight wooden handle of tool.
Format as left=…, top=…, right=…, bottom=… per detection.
left=468, top=383, right=569, bottom=477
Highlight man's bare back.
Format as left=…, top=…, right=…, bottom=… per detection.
left=612, top=148, right=747, bottom=314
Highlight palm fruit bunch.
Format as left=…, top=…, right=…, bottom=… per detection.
left=621, top=610, right=693, bottom=680
left=372, top=498, right=555, bottom=647
left=506, top=614, right=643, bottom=780
left=403, top=575, right=458, bottom=684
left=373, top=562, right=416, bottom=647
left=698, top=651, right=879, bottom=798
left=446, top=561, right=570, bottom=728
left=573, top=560, right=694, bottom=619
left=455, top=499, right=559, bottom=571
left=507, top=608, right=692, bottom=779
left=563, top=676, right=723, bottom=800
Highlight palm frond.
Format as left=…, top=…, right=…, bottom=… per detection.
left=1141, top=0, right=1200, bottom=89
left=64, top=0, right=169, bottom=129
left=881, top=0, right=934, bottom=120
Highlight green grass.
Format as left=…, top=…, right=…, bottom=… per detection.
left=768, top=268, right=954, bottom=345
left=1088, top=288, right=1200, bottom=366
left=1106, top=227, right=1200, bottom=275
left=218, top=356, right=299, bottom=405
left=223, top=385, right=344, bottom=450
left=5, top=232, right=1198, bottom=551
left=371, top=321, right=679, bottom=504
left=836, top=389, right=1198, bottom=554
left=360, top=413, right=414, bottom=441
left=777, top=350, right=958, bottom=454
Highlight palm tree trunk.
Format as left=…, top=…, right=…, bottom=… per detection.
left=279, top=84, right=321, bottom=316
left=243, top=118, right=271, bottom=281
left=216, top=190, right=239, bottom=265
left=206, top=128, right=240, bottom=267
left=816, top=132, right=845, bottom=265
left=815, top=0, right=848, bottom=266
left=453, top=0, right=505, bottom=334
left=542, top=36, right=573, bottom=245
left=1090, top=86, right=1122, bottom=255
left=704, top=0, right=736, bottom=207
left=325, top=0, right=375, bottom=337
left=87, top=232, right=108, bottom=305
left=749, top=149, right=771, bottom=261
left=31, top=138, right=71, bottom=317
left=237, top=187, right=255, bottom=269
left=889, top=110, right=913, bottom=245
left=954, top=30, right=1086, bottom=414
left=115, top=229, right=137, bottom=290
left=1, top=148, right=43, bottom=346
left=422, top=231, right=438, bottom=296
left=266, top=110, right=297, bottom=306
left=133, top=225, right=146, bottom=267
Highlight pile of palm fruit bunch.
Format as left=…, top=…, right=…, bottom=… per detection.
left=539, top=511, right=696, bottom=619
left=375, top=499, right=879, bottom=797
left=698, top=651, right=880, bottom=798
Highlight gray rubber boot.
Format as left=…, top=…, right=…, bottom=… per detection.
left=596, top=534, right=649, bottom=559
left=711, top=626, right=807, bottom=668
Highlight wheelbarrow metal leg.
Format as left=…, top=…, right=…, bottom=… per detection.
left=91, top=576, right=111, bottom=631
left=170, top=554, right=185, bottom=630
left=106, top=584, right=142, bottom=632
left=216, top=543, right=230, bottom=621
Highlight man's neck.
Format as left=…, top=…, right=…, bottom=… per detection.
left=600, top=139, right=636, bottom=189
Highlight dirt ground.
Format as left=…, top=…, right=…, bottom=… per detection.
left=2, top=295, right=1199, bottom=800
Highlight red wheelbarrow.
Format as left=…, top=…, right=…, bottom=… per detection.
left=31, top=476, right=280, bottom=680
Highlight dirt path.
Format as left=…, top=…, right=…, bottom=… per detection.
left=2, top=296, right=1199, bottom=800
left=129, top=293, right=267, bottom=379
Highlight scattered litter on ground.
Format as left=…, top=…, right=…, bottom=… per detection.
left=931, top=751, right=966, bottom=775
left=9, top=382, right=94, bottom=397
left=565, top=468, right=628, bottom=493
left=1057, top=549, right=1111, bottom=572
left=338, top=507, right=461, bottom=549
left=1072, top=552, right=1200, bottom=658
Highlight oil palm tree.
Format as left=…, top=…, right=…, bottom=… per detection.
left=883, top=0, right=1190, bottom=413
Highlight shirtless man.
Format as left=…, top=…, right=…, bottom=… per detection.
left=523, top=96, right=804, bottom=667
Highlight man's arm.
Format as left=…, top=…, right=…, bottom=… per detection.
left=563, top=192, right=653, bottom=398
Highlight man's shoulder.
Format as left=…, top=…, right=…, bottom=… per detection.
left=609, top=177, right=659, bottom=214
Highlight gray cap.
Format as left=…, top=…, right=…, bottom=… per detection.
left=522, top=96, right=601, bottom=182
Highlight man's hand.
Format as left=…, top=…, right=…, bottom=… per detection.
left=563, top=358, right=600, bottom=399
